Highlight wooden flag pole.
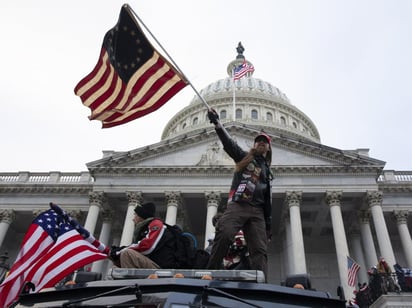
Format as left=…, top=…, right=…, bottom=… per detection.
left=232, top=68, right=236, bottom=121
left=128, top=5, right=211, bottom=110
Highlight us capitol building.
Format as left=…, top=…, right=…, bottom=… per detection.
left=1, top=45, right=411, bottom=304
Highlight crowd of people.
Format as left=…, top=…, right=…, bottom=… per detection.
left=349, top=257, right=412, bottom=308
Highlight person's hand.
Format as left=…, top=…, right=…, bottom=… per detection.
left=266, top=230, right=272, bottom=242
left=109, top=245, right=125, bottom=260
left=207, top=108, right=219, bottom=125
left=109, top=246, right=120, bottom=260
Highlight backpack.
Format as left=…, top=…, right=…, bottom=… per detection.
left=165, top=224, right=210, bottom=269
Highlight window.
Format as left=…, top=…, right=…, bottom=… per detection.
left=220, top=110, right=227, bottom=120
left=236, top=108, right=242, bottom=119
left=293, top=122, right=297, bottom=129
left=280, top=116, right=286, bottom=125
left=251, top=109, right=258, bottom=120
left=182, top=123, right=186, bottom=129
left=193, top=117, right=198, bottom=125
left=266, top=112, right=273, bottom=121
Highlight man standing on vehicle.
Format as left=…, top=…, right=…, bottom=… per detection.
left=206, top=108, right=273, bottom=280
left=110, top=202, right=177, bottom=269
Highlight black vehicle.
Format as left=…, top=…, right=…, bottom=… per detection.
left=15, top=268, right=346, bottom=307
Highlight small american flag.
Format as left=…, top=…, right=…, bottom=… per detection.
left=347, top=256, right=360, bottom=287
left=233, top=59, right=255, bottom=80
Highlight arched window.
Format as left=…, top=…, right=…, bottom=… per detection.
left=266, top=112, right=273, bottom=121
left=193, top=117, right=198, bottom=125
left=220, top=110, right=227, bottom=120
left=251, top=109, right=258, bottom=119
left=293, top=122, right=297, bottom=129
left=236, top=108, right=242, bottom=119
left=182, top=123, right=186, bottom=129
left=280, top=116, right=286, bottom=125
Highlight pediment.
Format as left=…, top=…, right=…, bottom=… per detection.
left=87, top=124, right=385, bottom=174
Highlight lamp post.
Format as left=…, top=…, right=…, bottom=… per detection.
left=0, top=252, right=10, bottom=284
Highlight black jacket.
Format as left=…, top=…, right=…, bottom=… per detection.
left=131, top=218, right=177, bottom=268
left=215, top=125, right=273, bottom=230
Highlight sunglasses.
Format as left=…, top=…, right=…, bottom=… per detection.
left=255, top=136, right=269, bottom=143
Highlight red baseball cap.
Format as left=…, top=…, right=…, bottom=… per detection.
left=254, top=132, right=271, bottom=145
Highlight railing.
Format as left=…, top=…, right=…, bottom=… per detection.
left=0, top=172, right=93, bottom=184
left=1, top=170, right=411, bottom=185
left=377, top=171, right=412, bottom=183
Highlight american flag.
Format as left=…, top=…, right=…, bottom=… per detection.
left=347, top=256, right=360, bottom=287
left=74, top=4, right=188, bottom=128
left=233, top=60, right=255, bottom=80
left=0, top=207, right=108, bottom=307
left=49, top=203, right=109, bottom=253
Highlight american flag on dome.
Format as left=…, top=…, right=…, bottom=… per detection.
left=233, top=59, right=255, bottom=80
left=74, top=4, right=188, bottom=128
left=347, top=256, right=360, bottom=287
left=0, top=206, right=108, bottom=308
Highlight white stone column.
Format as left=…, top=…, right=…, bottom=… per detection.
left=165, top=191, right=181, bottom=226
left=112, top=237, right=121, bottom=246
left=358, top=210, right=378, bottom=269
left=349, top=231, right=368, bottom=285
left=92, top=210, right=113, bottom=273
left=120, top=191, right=143, bottom=246
left=84, top=191, right=105, bottom=235
left=285, top=191, right=307, bottom=274
left=0, top=210, right=15, bottom=249
left=204, top=191, right=220, bottom=248
left=325, top=191, right=354, bottom=301
left=393, top=210, right=412, bottom=268
left=366, top=191, right=396, bottom=271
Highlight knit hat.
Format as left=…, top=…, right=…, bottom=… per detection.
left=134, top=202, right=156, bottom=219
left=254, top=132, right=271, bottom=145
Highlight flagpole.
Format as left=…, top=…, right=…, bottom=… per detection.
left=128, top=5, right=211, bottom=110
left=232, top=68, right=236, bottom=121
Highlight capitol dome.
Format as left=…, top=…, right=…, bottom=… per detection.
left=162, top=43, right=320, bottom=143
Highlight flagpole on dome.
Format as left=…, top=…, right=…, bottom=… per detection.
left=127, top=5, right=211, bottom=110
left=232, top=42, right=245, bottom=122
left=232, top=42, right=255, bottom=122
left=232, top=67, right=236, bottom=121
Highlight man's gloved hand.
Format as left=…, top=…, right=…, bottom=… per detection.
left=109, top=245, right=126, bottom=261
left=207, top=108, right=219, bottom=125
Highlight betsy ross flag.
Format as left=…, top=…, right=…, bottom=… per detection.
left=233, top=59, right=254, bottom=80
left=347, top=256, right=360, bottom=287
left=0, top=206, right=108, bottom=308
left=74, top=4, right=188, bottom=128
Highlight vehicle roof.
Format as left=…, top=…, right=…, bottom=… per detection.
left=17, top=277, right=346, bottom=308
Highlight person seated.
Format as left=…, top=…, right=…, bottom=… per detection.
left=110, top=202, right=177, bottom=269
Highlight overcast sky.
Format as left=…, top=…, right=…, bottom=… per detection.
left=1, top=0, right=411, bottom=172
